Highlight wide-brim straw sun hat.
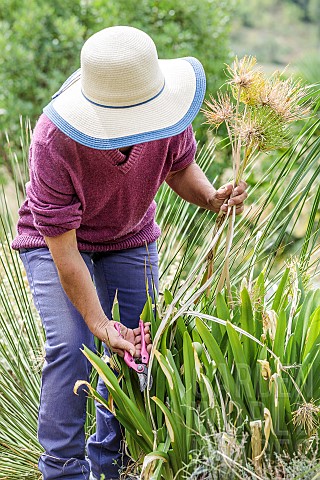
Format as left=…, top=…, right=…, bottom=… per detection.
left=43, top=25, right=206, bottom=150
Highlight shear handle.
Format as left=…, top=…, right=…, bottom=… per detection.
left=114, top=322, right=142, bottom=373
left=139, top=319, right=149, bottom=364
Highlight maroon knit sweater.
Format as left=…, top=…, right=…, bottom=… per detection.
left=12, top=115, right=196, bottom=252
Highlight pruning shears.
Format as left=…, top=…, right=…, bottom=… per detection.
left=114, top=319, right=152, bottom=392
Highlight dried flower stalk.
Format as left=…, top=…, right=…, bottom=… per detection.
left=201, top=56, right=311, bottom=299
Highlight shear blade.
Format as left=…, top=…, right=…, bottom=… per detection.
left=137, top=373, right=148, bottom=392
left=137, top=372, right=153, bottom=391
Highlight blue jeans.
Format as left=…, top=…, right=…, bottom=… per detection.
left=20, top=243, right=158, bottom=480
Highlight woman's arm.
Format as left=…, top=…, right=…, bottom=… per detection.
left=166, top=162, right=247, bottom=214
left=44, top=229, right=144, bottom=356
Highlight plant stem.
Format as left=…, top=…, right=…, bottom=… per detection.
left=215, top=86, right=242, bottom=298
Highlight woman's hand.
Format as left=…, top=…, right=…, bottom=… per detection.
left=166, top=163, right=248, bottom=215
left=101, top=320, right=152, bottom=358
left=133, top=322, right=152, bottom=356
left=208, top=180, right=248, bottom=215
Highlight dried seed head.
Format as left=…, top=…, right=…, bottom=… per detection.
left=293, top=401, right=320, bottom=436
left=250, top=419, right=262, bottom=466
left=226, top=55, right=265, bottom=104
left=202, top=92, right=234, bottom=128
left=226, top=56, right=260, bottom=88
left=257, top=359, right=272, bottom=381
left=257, top=74, right=311, bottom=122
left=236, top=117, right=265, bottom=148
left=235, top=106, right=290, bottom=151
left=262, top=310, right=277, bottom=341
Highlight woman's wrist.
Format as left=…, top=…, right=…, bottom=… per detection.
left=87, top=313, right=110, bottom=340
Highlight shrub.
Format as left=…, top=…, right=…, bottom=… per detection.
left=0, top=0, right=234, bottom=153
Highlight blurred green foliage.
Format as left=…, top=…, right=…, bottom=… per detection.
left=0, top=0, right=235, bottom=152
left=231, top=0, right=320, bottom=67
left=236, top=0, right=320, bottom=27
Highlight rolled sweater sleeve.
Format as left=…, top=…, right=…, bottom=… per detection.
left=170, top=124, right=197, bottom=172
left=27, top=142, right=82, bottom=237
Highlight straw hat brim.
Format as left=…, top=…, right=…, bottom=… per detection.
left=43, top=57, right=206, bottom=150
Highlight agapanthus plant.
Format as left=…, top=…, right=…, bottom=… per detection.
left=202, top=56, right=311, bottom=299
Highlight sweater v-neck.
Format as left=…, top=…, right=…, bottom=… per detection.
left=107, top=143, right=145, bottom=174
